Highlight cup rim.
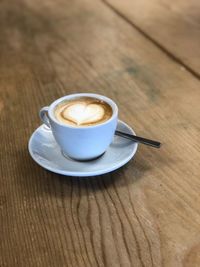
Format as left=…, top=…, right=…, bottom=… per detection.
left=48, top=93, right=118, bottom=129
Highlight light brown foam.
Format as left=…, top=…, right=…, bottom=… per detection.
left=54, top=97, right=113, bottom=126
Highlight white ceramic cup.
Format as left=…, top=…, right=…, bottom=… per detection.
left=39, top=93, right=118, bottom=160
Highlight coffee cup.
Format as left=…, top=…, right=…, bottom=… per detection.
left=39, top=93, right=118, bottom=160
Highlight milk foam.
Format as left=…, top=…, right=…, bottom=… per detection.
left=55, top=97, right=112, bottom=126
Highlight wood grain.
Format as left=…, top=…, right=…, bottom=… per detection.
left=103, top=0, right=200, bottom=78
left=0, top=0, right=200, bottom=266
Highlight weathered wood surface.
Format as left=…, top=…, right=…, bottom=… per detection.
left=0, top=0, right=200, bottom=266
left=104, top=0, right=200, bottom=78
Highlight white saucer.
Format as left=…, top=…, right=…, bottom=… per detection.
left=28, top=120, right=138, bottom=177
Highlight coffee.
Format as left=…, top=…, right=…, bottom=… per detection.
left=54, top=97, right=113, bottom=126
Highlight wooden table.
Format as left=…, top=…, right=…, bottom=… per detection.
left=1, top=0, right=200, bottom=266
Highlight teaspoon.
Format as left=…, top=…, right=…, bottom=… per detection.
left=115, top=130, right=161, bottom=148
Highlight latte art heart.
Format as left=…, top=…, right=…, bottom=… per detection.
left=63, top=103, right=105, bottom=125
left=54, top=97, right=113, bottom=127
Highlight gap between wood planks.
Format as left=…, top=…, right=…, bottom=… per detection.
left=101, top=0, right=200, bottom=80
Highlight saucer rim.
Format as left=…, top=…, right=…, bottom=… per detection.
left=28, top=120, right=138, bottom=177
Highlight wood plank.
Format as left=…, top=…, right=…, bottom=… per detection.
left=103, top=0, right=200, bottom=77
left=0, top=0, right=200, bottom=266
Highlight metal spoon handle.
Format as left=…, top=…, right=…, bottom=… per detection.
left=115, top=130, right=161, bottom=148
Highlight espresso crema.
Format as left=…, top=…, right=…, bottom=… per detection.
left=54, top=97, right=113, bottom=127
